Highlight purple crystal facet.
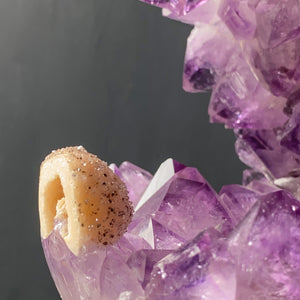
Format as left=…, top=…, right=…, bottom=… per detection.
left=152, top=165, right=232, bottom=239
left=42, top=232, right=145, bottom=300
left=145, top=228, right=237, bottom=299
left=227, top=190, right=300, bottom=299
left=140, top=0, right=208, bottom=16
left=219, top=184, right=259, bottom=226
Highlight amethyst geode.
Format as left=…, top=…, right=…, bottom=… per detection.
left=41, top=0, right=300, bottom=299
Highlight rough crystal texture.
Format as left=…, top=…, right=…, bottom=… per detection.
left=145, top=190, right=300, bottom=300
left=145, top=228, right=228, bottom=300
left=227, top=190, right=300, bottom=299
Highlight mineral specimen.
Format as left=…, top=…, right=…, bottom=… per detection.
left=40, top=0, right=300, bottom=299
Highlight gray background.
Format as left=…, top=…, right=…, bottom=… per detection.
left=0, top=1, right=245, bottom=299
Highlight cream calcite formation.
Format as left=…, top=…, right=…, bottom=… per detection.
left=39, top=146, right=133, bottom=255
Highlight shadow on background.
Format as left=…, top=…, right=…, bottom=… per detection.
left=0, top=1, right=245, bottom=299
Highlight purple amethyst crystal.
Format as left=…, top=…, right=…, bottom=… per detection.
left=141, top=0, right=208, bottom=16
left=42, top=231, right=146, bottom=300
left=127, top=249, right=172, bottom=288
left=219, top=184, right=259, bottom=226
left=145, top=228, right=221, bottom=299
left=242, top=169, right=279, bottom=194
left=144, top=190, right=300, bottom=300
left=227, top=190, right=300, bottom=299
left=130, top=158, right=232, bottom=248
left=140, top=0, right=300, bottom=134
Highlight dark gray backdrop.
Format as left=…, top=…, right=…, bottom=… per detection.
left=0, top=1, right=245, bottom=299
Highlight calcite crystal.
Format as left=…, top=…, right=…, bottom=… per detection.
left=40, top=0, right=300, bottom=299
left=39, top=147, right=133, bottom=255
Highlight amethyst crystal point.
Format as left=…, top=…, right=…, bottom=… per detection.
left=281, top=103, right=300, bottom=155
left=162, top=0, right=220, bottom=25
left=142, top=0, right=300, bottom=134
left=183, top=24, right=228, bottom=93
left=219, top=0, right=256, bottom=39
left=131, top=159, right=232, bottom=248
left=145, top=228, right=234, bottom=300
left=127, top=249, right=172, bottom=289
left=152, top=165, right=232, bottom=239
left=219, top=184, right=259, bottom=226
left=140, top=0, right=208, bottom=16
left=242, top=169, right=279, bottom=194
left=251, top=0, right=300, bottom=96
left=236, top=127, right=300, bottom=182
left=42, top=230, right=150, bottom=300
left=227, top=190, right=300, bottom=299
left=218, top=0, right=300, bottom=97
left=183, top=18, right=288, bottom=129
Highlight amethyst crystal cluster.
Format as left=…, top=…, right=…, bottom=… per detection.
left=42, top=0, right=300, bottom=299
left=44, top=160, right=300, bottom=299
left=145, top=0, right=300, bottom=195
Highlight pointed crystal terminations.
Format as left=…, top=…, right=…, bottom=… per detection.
left=145, top=190, right=300, bottom=299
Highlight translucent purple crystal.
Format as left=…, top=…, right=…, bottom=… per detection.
left=140, top=0, right=300, bottom=194
left=145, top=228, right=227, bottom=299
left=144, top=190, right=300, bottom=299
left=226, top=190, right=300, bottom=299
